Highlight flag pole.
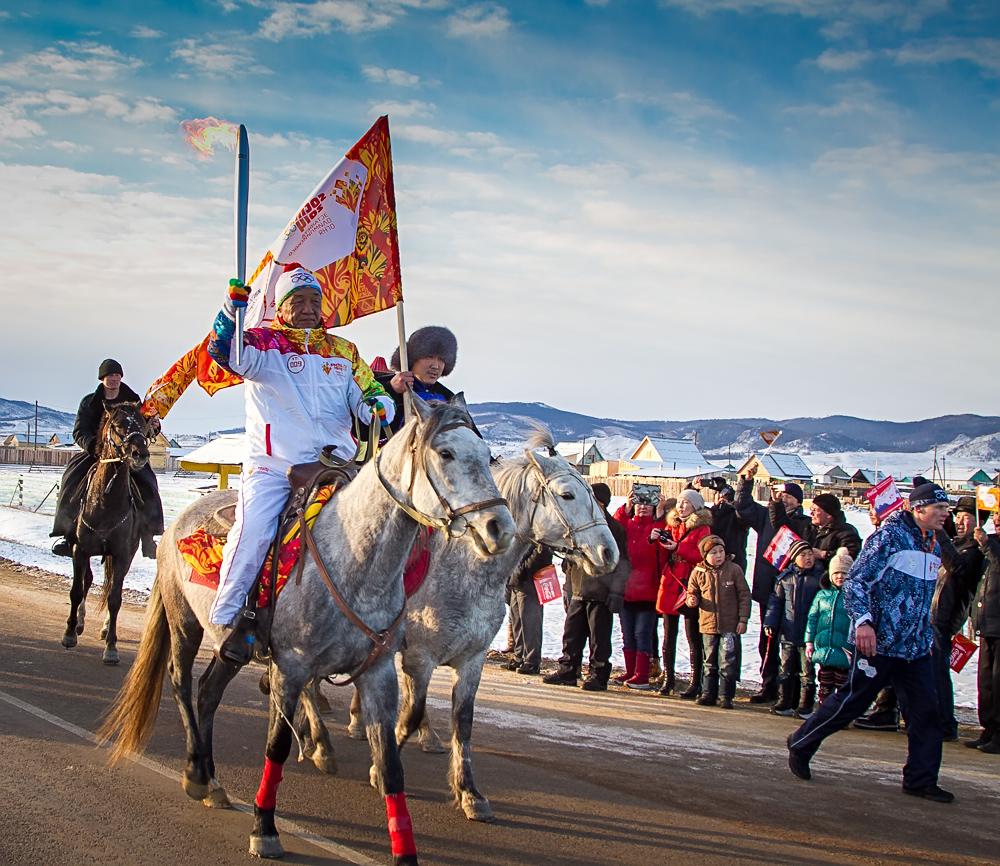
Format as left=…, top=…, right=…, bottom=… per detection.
left=396, top=301, right=412, bottom=422
left=234, top=124, right=250, bottom=367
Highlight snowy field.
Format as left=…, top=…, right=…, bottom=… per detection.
left=0, top=465, right=980, bottom=706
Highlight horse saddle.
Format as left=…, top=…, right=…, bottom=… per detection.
left=204, top=446, right=360, bottom=541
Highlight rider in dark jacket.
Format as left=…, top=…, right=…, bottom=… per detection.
left=50, top=359, right=163, bottom=558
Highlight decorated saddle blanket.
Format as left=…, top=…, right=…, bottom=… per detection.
left=176, top=488, right=435, bottom=607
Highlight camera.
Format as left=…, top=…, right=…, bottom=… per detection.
left=657, top=529, right=672, bottom=543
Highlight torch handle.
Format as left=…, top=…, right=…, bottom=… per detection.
left=234, top=124, right=250, bottom=366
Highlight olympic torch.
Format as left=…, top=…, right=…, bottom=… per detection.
left=234, top=124, right=250, bottom=366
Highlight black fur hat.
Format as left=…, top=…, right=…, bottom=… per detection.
left=390, top=326, right=458, bottom=376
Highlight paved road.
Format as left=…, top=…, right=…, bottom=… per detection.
left=1, top=562, right=997, bottom=866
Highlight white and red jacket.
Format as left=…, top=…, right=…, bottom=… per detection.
left=209, top=308, right=392, bottom=469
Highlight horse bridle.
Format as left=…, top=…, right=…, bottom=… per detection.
left=520, top=464, right=606, bottom=555
left=373, top=419, right=508, bottom=539
left=98, top=407, right=152, bottom=466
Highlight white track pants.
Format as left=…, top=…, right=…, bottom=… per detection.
left=209, top=464, right=290, bottom=626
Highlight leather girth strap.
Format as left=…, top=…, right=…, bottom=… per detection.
left=298, top=508, right=406, bottom=687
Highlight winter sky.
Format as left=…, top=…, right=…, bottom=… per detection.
left=0, top=1, right=997, bottom=432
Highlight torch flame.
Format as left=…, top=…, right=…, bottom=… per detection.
left=179, top=117, right=239, bottom=159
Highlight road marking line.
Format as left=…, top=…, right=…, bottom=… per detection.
left=0, top=688, right=379, bottom=866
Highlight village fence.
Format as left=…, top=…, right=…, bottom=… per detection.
left=584, top=475, right=720, bottom=504
left=0, top=446, right=75, bottom=467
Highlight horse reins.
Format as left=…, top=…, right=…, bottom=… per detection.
left=298, top=510, right=407, bottom=687
left=373, top=420, right=507, bottom=538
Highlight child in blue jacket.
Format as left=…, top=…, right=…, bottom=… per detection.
left=806, top=548, right=854, bottom=707
left=765, top=539, right=824, bottom=717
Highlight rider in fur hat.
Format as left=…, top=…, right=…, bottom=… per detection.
left=375, top=325, right=481, bottom=436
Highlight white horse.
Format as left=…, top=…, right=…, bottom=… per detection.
left=288, top=427, right=617, bottom=821
left=99, top=395, right=516, bottom=865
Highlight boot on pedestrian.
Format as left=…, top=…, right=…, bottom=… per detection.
left=612, top=648, right=636, bottom=685
left=625, top=651, right=652, bottom=690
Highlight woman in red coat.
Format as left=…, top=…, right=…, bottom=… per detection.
left=612, top=488, right=665, bottom=689
left=654, top=488, right=713, bottom=697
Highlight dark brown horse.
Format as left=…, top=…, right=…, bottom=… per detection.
left=60, top=402, right=153, bottom=664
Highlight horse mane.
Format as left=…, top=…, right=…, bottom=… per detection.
left=493, top=424, right=562, bottom=518
left=523, top=423, right=557, bottom=456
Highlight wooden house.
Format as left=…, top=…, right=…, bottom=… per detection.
left=554, top=441, right=604, bottom=474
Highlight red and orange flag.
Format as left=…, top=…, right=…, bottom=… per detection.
left=144, top=117, right=402, bottom=418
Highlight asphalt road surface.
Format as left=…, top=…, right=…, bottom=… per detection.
left=1, top=561, right=997, bottom=866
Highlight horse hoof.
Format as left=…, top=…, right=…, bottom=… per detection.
left=419, top=738, right=448, bottom=754
left=316, top=692, right=333, bottom=714
left=202, top=787, right=232, bottom=809
left=461, top=795, right=495, bottom=823
left=249, top=834, right=284, bottom=859
left=310, top=750, right=338, bottom=775
left=182, top=776, right=211, bottom=801
left=347, top=723, right=366, bottom=740
left=61, top=633, right=78, bottom=649
left=258, top=670, right=271, bottom=695
left=103, top=647, right=120, bottom=665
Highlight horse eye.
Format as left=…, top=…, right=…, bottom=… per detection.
left=440, top=449, right=454, bottom=461
left=560, top=492, right=575, bottom=501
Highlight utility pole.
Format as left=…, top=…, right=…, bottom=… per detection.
left=34, top=401, right=38, bottom=448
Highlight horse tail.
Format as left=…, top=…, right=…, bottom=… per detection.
left=97, top=554, right=115, bottom=612
left=98, top=577, right=170, bottom=764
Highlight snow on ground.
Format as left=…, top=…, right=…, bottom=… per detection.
left=0, top=466, right=979, bottom=706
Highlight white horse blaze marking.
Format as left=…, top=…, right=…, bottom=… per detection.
left=0, top=689, right=379, bottom=866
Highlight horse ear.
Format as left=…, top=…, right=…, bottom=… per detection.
left=411, top=392, right=433, bottom=423
left=525, top=448, right=546, bottom=472
left=448, top=391, right=469, bottom=413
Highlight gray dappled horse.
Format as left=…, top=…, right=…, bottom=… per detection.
left=61, top=402, right=152, bottom=665
left=313, top=427, right=618, bottom=822
left=99, top=396, right=515, bottom=865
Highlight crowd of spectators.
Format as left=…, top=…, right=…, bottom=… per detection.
left=505, top=468, right=999, bottom=804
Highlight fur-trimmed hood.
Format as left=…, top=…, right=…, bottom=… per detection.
left=666, top=506, right=713, bottom=533
left=390, top=325, right=458, bottom=376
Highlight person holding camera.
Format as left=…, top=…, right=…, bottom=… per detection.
left=612, top=485, right=665, bottom=689
left=654, top=488, right=713, bottom=698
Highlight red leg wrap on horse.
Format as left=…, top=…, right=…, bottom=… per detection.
left=385, top=793, right=417, bottom=857
left=255, top=758, right=283, bottom=810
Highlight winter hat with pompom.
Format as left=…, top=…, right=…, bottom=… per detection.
left=829, top=547, right=854, bottom=576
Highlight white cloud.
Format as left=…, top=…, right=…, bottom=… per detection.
left=446, top=3, right=512, bottom=38
left=892, top=37, right=1000, bottom=77
left=170, top=38, right=262, bottom=75
left=130, top=25, right=164, bottom=39
left=362, top=65, right=421, bottom=86
left=395, top=123, right=460, bottom=146
left=658, top=0, right=948, bottom=31
left=259, top=1, right=396, bottom=38
left=49, top=140, right=93, bottom=152
left=368, top=99, right=435, bottom=119
left=617, top=89, right=735, bottom=130
left=0, top=100, right=44, bottom=142
left=37, top=90, right=178, bottom=123
left=0, top=42, right=142, bottom=82
left=784, top=81, right=883, bottom=116
left=815, top=48, right=873, bottom=71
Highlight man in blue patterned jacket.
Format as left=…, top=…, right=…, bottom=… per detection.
left=786, top=482, right=955, bottom=803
